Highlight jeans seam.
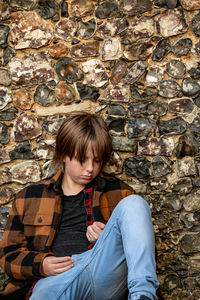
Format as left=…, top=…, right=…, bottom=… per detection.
left=86, top=265, right=95, bottom=300
left=56, top=266, right=85, bottom=299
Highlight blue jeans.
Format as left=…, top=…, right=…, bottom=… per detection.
left=30, top=195, right=159, bottom=300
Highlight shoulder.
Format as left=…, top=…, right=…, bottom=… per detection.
left=97, top=172, right=134, bottom=193
left=13, top=174, right=59, bottom=216
left=15, top=173, right=58, bottom=201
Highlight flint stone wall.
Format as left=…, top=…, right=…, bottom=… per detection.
left=0, top=0, right=200, bottom=299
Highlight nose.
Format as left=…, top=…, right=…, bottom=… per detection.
left=86, top=159, right=93, bottom=173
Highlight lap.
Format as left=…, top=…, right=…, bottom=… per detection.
left=30, top=195, right=155, bottom=300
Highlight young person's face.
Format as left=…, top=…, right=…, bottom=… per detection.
left=63, top=142, right=102, bottom=190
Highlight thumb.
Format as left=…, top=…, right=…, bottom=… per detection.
left=95, top=222, right=105, bottom=229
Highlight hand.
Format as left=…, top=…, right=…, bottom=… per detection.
left=86, top=221, right=105, bottom=243
left=42, top=256, right=74, bottom=276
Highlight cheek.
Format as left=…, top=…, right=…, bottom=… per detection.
left=94, top=164, right=101, bottom=174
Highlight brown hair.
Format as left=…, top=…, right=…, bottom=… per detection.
left=54, top=112, right=112, bottom=167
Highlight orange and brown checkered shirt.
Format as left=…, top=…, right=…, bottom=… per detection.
left=0, top=170, right=134, bottom=297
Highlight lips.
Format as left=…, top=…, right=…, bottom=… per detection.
left=81, top=175, right=92, bottom=180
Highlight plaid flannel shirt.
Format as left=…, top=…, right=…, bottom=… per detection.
left=0, top=170, right=134, bottom=297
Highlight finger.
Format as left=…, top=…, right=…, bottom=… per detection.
left=52, top=256, right=73, bottom=264
left=86, top=231, right=96, bottom=243
left=88, top=226, right=99, bottom=238
left=94, top=222, right=105, bottom=229
left=87, top=226, right=96, bottom=235
left=92, top=226, right=103, bottom=235
left=89, top=224, right=101, bottom=234
left=54, top=263, right=74, bottom=275
left=53, top=260, right=74, bottom=269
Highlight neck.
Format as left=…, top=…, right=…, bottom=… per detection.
left=61, top=175, right=85, bottom=196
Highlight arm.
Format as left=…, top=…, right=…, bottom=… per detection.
left=0, top=198, right=51, bottom=280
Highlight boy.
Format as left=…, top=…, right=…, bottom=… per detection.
left=0, top=112, right=159, bottom=300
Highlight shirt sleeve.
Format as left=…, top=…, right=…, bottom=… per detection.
left=0, top=197, right=54, bottom=280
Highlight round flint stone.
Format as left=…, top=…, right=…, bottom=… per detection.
left=190, top=113, right=200, bottom=134
left=42, top=119, right=64, bottom=135
left=10, top=161, right=41, bottom=184
left=171, top=177, right=193, bottom=195
left=0, top=108, right=17, bottom=121
left=82, top=59, right=109, bottom=88
left=55, top=19, right=77, bottom=40
left=35, top=0, right=58, bottom=19
left=188, top=63, right=200, bottom=80
left=55, top=57, right=84, bottom=83
left=146, top=65, right=164, bottom=86
left=13, top=114, right=41, bottom=142
left=191, top=13, right=200, bottom=37
left=128, top=102, right=148, bottom=116
left=95, top=0, right=118, bottom=19
left=194, top=95, right=200, bottom=108
left=192, top=41, right=200, bottom=57
left=127, top=118, right=156, bottom=138
left=0, top=2, right=10, bottom=22
left=156, top=8, right=188, bottom=38
left=69, top=0, right=94, bottom=18
left=12, top=88, right=33, bottom=110
left=158, top=117, right=187, bottom=136
left=175, top=133, right=199, bottom=158
left=9, top=141, right=34, bottom=160
left=180, top=232, right=200, bottom=254
left=147, top=100, right=168, bottom=116
left=171, top=37, right=192, bottom=57
left=2, top=46, right=15, bottom=66
left=124, top=61, right=147, bottom=84
left=111, top=59, right=127, bottom=85
left=76, top=82, right=100, bottom=102
left=9, top=0, right=35, bottom=10
left=71, top=41, right=99, bottom=58
left=0, top=122, right=9, bottom=144
left=99, top=19, right=127, bottom=38
left=139, top=137, right=173, bottom=156
left=153, top=0, right=177, bottom=8
left=77, top=18, right=96, bottom=39
left=0, top=206, right=10, bottom=229
left=181, top=78, right=200, bottom=97
left=101, top=38, right=122, bottom=61
left=106, top=116, right=125, bottom=132
left=55, top=83, right=75, bottom=104
left=0, top=87, right=11, bottom=110
left=124, top=156, right=151, bottom=179
left=49, top=42, right=69, bottom=59
left=0, top=24, right=10, bottom=48
left=157, top=80, right=181, bottom=98
left=34, top=84, right=56, bottom=106
left=107, top=104, right=125, bottom=116
left=152, top=156, right=172, bottom=177
left=168, top=98, right=194, bottom=114
left=119, top=0, right=152, bottom=16
left=166, top=59, right=186, bottom=79
left=60, top=0, right=68, bottom=17
left=163, top=274, right=181, bottom=291
left=180, top=0, right=200, bottom=10
left=152, top=38, right=171, bottom=61
left=124, top=40, right=153, bottom=61
left=0, top=68, right=11, bottom=86
left=130, top=85, right=157, bottom=100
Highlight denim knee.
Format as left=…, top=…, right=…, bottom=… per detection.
left=116, top=195, right=151, bottom=216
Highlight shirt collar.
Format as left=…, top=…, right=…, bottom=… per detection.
left=47, top=169, right=107, bottom=193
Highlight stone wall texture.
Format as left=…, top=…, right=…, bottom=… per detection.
left=0, top=0, right=200, bottom=298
